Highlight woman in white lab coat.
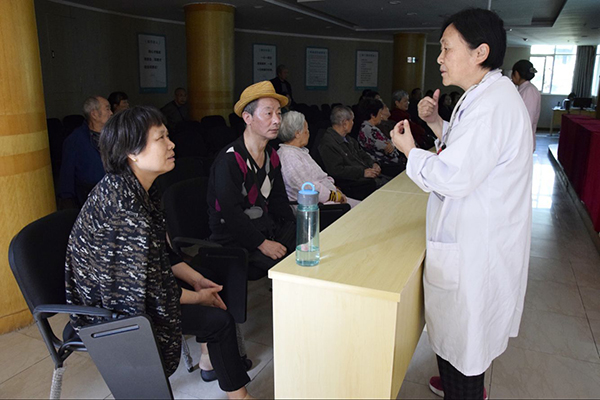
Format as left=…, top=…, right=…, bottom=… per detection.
left=391, top=9, right=532, bottom=400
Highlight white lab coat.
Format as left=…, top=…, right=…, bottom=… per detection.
left=406, top=70, right=533, bottom=376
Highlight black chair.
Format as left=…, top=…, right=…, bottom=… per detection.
left=153, top=156, right=207, bottom=200
left=204, top=126, right=239, bottom=155
left=333, top=178, right=377, bottom=200
left=173, top=120, right=204, bottom=136
left=228, top=112, right=245, bottom=137
left=319, top=203, right=351, bottom=231
left=47, top=118, right=65, bottom=180
left=321, top=103, right=332, bottom=119
left=62, top=114, right=85, bottom=136
left=204, top=126, right=238, bottom=155
left=162, top=177, right=257, bottom=324
left=200, top=115, right=227, bottom=131
left=268, top=137, right=282, bottom=150
left=171, top=130, right=210, bottom=159
left=308, top=121, right=330, bottom=152
left=309, top=129, right=328, bottom=170
left=8, top=210, right=175, bottom=399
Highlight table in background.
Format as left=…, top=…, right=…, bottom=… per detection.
left=550, top=108, right=595, bottom=134
left=558, top=114, right=600, bottom=231
left=269, top=173, right=428, bottom=399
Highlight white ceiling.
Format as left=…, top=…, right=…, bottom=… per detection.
left=51, top=0, right=600, bottom=47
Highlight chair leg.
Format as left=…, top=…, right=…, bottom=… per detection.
left=236, top=324, right=247, bottom=358
left=50, top=366, right=65, bottom=399
left=181, top=336, right=197, bottom=373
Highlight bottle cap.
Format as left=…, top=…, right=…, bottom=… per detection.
left=298, top=182, right=319, bottom=206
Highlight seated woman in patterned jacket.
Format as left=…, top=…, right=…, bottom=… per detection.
left=357, top=98, right=405, bottom=177
left=65, top=106, right=253, bottom=399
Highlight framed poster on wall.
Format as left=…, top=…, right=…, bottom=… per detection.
left=253, top=44, right=277, bottom=83
left=305, top=47, right=328, bottom=90
left=356, top=50, right=379, bottom=90
left=138, top=34, right=167, bottom=93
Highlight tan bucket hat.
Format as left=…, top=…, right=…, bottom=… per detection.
left=233, top=81, right=289, bottom=117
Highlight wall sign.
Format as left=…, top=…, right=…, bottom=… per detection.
left=356, top=50, right=379, bottom=90
left=253, top=44, right=277, bottom=83
left=138, top=34, right=167, bottom=93
left=305, top=47, right=328, bottom=90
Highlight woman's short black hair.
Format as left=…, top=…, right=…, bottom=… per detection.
left=107, top=91, right=128, bottom=111
left=358, top=98, right=384, bottom=120
left=512, top=59, right=536, bottom=81
left=441, top=8, right=506, bottom=71
left=100, top=105, right=166, bottom=174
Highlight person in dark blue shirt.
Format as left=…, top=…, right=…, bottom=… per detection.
left=58, top=96, right=112, bottom=208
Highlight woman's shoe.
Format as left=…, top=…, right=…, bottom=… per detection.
left=201, top=356, right=252, bottom=382
left=200, top=368, right=218, bottom=382
left=241, top=355, right=253, bottom=371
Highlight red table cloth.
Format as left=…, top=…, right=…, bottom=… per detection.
left=558, top=114, right=600, bottom=231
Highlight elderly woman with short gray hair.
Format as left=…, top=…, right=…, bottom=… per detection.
left=277, top=111, right=359, bottom=207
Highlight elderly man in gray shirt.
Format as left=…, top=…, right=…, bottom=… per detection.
left=318, top=106, right=388, bottom=199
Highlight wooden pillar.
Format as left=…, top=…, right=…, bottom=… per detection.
left=392, top=33, right=427, bottom=93
left=0, top=0, right=56, bottom=333
left=184, top=3, right=235, bottom=121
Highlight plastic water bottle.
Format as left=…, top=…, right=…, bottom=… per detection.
left=296, top=182, right=320, bottom=266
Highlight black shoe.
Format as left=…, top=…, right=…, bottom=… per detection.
left=241, top=355, right=253, bottom=371
left=200, top=368, right=217, bottom=382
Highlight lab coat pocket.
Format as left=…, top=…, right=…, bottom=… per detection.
left=425, top=241, right=460, bottom=290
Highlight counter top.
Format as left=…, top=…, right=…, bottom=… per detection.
left=269, top=172, right=428, bottom=302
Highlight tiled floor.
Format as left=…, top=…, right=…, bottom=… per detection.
left=2, top=134, right=600, bottom=399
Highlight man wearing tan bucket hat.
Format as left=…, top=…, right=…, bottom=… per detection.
left=207, top=81, right=296, bottom=273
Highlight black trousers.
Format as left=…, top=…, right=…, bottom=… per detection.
left=180, top=304, right=250, bottom=392
left=436, top=355, right=485, bottom=400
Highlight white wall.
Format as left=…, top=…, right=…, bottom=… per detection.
left=35, top=0, right=187, bottom=119
left=235, top=32, right=394, bottom=108
left=35, top=0, right=396, bottom=119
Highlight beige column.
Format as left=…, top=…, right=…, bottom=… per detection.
left=0, top=0, right=56, bottom=333
left=392, top=33, right=427, bottom=93
left=184, top=3, right=235, bottom=121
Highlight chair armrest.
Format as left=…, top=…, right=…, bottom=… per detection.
left=171, top=236, right=223, bottom=262
left=33, top=304, right=118, bottom=320
left=172, top=236, right=222, bottom=249
left=190, top=246, right=249, bottom=324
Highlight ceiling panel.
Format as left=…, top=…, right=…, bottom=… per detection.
left=48, top=0, right=600, bottom=46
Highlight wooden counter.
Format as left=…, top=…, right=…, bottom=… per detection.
left=550, top=108, right=596, bottom=134
left=269, top=173, right=428, bottom=399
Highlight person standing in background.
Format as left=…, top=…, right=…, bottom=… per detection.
left=161, top=87, right=189, bottom=132
left=512, top=60, right=541, bottom=151
left=270, top=64, right=294, bottom=106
